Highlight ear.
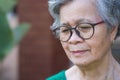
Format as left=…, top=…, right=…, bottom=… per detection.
left=110, top=26, right=118, bottom=42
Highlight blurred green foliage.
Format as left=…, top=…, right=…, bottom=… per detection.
left=0, top=0, right=30, bottom=61
left=0, top=0, right=16, bottom=13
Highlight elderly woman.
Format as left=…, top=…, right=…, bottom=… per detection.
left=47, top=0, right=120, bottom=80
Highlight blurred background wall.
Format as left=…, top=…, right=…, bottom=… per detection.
left=18, top=0, right=69, bottom=80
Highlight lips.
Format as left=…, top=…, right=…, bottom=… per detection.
left=71, top=49, right=90, bottom=56
left=69, top=44, right=90, bottom=56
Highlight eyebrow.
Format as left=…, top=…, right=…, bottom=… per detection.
left=77, top=19, right=93, bottom=23
left=60, top=19, right=93, bottom=26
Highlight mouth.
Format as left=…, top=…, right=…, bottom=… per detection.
left=71, top=49, right=90, bottom=56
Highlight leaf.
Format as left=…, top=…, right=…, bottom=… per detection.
left=0, top=0, right=30, bottom=61
left=12, top=23, right=30, bottom=45
left=0, top=13, right=14, bottom=60
left=0, top=0, right=17, bottom=13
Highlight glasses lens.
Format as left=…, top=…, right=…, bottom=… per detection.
left=60, top=27, right=71, bottom=41
left=77, top=24, right=94, bottom=39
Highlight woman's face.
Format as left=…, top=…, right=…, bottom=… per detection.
left=59, top=0, right=117, bottom=67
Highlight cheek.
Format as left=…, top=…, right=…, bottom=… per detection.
left=61, top=42, right=68, bottom=52
left=87, top=28, right=111, bottom=58
left=61, top=42, right=71, bottom=57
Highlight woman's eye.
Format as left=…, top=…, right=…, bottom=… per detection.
left=61, top=29, right=70, bottom=34
left=62, top=29, right=69, bottom=32
left=77, top=24, right=92, bottom=32
left=81, top=26, right=91, bottom=29
left=60, top=27, right=70, bottom=34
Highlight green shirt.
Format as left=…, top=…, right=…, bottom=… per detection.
left=46, top=70, right=66, bottom=80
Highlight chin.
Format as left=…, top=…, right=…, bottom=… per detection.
left=73, top=61, right=92, bottom=68
left=70, top=57, right=99, bottom=68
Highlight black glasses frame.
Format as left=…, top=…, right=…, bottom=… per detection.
left=53, top=21, right=104, bottom=42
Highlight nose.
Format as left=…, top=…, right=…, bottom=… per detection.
left=68, top=30, right=84, bottom=44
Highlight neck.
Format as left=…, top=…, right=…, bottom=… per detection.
left=79, top=53, right=114, bottom=80
left=67, top=52, right=117, bottom=80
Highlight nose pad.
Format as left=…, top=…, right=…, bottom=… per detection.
left=68, top=30, right=84, bottom=43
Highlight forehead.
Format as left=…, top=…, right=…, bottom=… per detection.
left=60, top=0, right=96, bottom=13
left=60, top=0, right=101, bottom=24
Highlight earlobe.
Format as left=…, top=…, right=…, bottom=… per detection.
left=110, top=26, right=118, bottom=42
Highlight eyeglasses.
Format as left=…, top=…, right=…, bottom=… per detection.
left=54, top=21, right=104, bottom=42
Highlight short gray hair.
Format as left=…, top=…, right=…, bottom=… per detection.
left=48, top=0, right=120, bottom=38
left=96, top=0, right=120, bottom=37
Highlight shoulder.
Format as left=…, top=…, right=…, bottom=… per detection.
left=46, top=70, right=66, bottom=80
